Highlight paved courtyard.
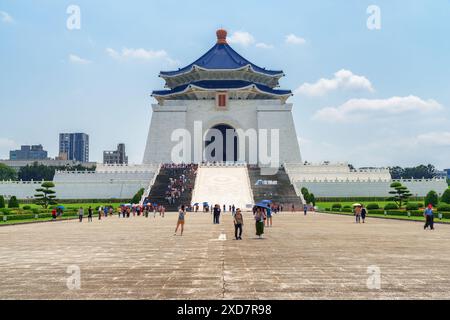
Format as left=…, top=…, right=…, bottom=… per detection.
left=1, top=212, right=450, bottom=300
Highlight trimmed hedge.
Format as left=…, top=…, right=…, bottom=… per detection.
left=331, top=204, right=342, bottom=209
left=342, top=208, right=353, bottom=213
left=367, top=203, right=379, bottom=210
left=0, top=208, right=11, bottom=215
left=384, top=203, right=399, bottom=210
left=406, top=203, right=420, bottom=210
left=438, top=204, right=450, bottom=212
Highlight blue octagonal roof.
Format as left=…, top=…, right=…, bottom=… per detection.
left=160, top=43, right=284, bottom=78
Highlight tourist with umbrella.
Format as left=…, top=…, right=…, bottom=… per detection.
left=254, top=203, right=268, bottom=239
left=353, top=204, right=362, bottom=224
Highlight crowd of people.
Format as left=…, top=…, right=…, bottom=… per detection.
left=77, top=204, right=167, bottom=222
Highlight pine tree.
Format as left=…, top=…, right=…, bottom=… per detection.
left=8, top=196, right=20, bottom=208
left=387, top=182, right=412, bottom=208
left=34, top=182, right=58, bottom=209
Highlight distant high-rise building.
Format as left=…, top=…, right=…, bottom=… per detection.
left=445, top=169, right=450, bottom=179
left=9, top=145, right=48, bottom=160
left=103, top=143, right=128, bottom=165
left=59, top=133, right=89, bottom=162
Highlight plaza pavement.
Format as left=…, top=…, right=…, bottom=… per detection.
left=1, top=211, right=450, bottom=300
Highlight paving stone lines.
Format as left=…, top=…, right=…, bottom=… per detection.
left=0, top=212, right=449, bottom=299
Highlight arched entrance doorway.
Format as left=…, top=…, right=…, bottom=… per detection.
left=204, top=124, right=238, bottom=162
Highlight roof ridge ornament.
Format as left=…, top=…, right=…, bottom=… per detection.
left=216, top=29, right=227, bottom=44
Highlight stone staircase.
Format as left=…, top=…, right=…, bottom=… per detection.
left=247, top=166, right=304, bottom=209
left=143, top=165, right=197, bottom=211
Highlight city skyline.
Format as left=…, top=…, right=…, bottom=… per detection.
left=1, top=1, right=450, bottom=167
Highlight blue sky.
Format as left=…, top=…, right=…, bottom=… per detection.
left=1, top=0, right=450, bottom=168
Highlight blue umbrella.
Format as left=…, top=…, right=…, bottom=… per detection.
left=193, top=203, right=199, bottom=206
left=261, top=200, right=272, bottom=204
left=255, top=202, right=270, bottom=209
left=57, top=205, right=65, bottom=210
left=203, top=202, right=209, bottom=205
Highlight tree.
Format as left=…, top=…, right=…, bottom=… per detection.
left=131, top=188, right=145, bottom=204
left=424, top=190, right=439, bottom=207
left=18, top=162, right=96, bottom=181
left=0, top=163, right=17, bottom=181
left=308, top=193, right=316, bottom=206
left=0, top=195, right=5, bottom=208
left=34, top=182, right=57, bottom=209
left=8, top=196, right=19, bottom=208
left=441, top=188, right=450, bottom=204
left=387, top=182, right=412, bottom=208
left=389, top=164, right=437, bottom=180
left=300, top=187, right=310, bottom=203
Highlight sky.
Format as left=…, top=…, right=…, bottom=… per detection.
left=1, top=0, right=450, bottom=169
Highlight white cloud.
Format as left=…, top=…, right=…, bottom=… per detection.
left=228, top=31, right=255, bottom=47
left=314, top=95, right=443, bottom=122
left=69, top=54, right=92, bottom=65
left=106, top=47, right=179, bottom=65
left=0, top=11, right=14, bottom=24
left=295, top=69, right=374, bottom=96
left=416, top=132, right=450, bottom=146
left=255, top=42, right=274, bottom=49
left=285, top=34, right=306, bottom=45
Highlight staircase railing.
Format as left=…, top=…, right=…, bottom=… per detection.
left=284, top=163, right=306, bottom=205
left=140, top=163, right=161, bottom=205
left=245, top=166, right=255, bottom=206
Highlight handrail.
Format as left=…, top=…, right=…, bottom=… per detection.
left=139, top=163, right=161, bottom=205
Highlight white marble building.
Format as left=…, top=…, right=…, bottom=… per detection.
left=143, top=29, right=301, bottom=166
left=1, top=29, right=447, bottom=201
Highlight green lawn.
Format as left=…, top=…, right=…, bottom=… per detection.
left=316, top=201, right=394, bottom=210
left=18, top=202, right=124, bottom=210
left=321, top=210, right=450, bottom=224
left=0, top=216, right=79, bottom=225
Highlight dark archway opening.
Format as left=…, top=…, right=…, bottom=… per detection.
left=205, top=124, right=238, bottom=162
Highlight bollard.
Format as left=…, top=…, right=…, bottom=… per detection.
left=407, top=211, right=411, bottom=217
left=35, top=214, right=39, bottom=219
left=438, top=213, right=443, bottom=220
left=3, top=215, right=7, bottom=222
left=384, top=211, right=387, bottom=215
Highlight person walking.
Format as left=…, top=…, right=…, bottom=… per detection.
left=213, top=204, right=221, bottom=224
left=174, top=205, right=186, bottom=236
left=78, top=207, right=84, bottom=223
left=98, top=206, right=102, bottom=220
left=266, top=205, right=273, bottom=227
left=424, top=204, right=435, bottom=230
left=355, top=205, right=362, bottom=224
left=88, top=206, right=93, bottom=222
left=291, top=204, right=295, bottom=213
left=361, top=205, right=367, bottom=223
left=303, top=204, right=308, bottom=216
left=255, top=207, right=266, bottom=239
left=234, top=208, right=244, bottom=240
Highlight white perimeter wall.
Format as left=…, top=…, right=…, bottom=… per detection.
left=294, top=180, right=449, bottom=198
left=0, top=164, right=158, bottom=200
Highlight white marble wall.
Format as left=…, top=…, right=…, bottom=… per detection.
left=142, top=99, right=303, bottom=165
left=294, top=179, right=448, bottom=198
left=0, top=164, right=158, bottom=200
